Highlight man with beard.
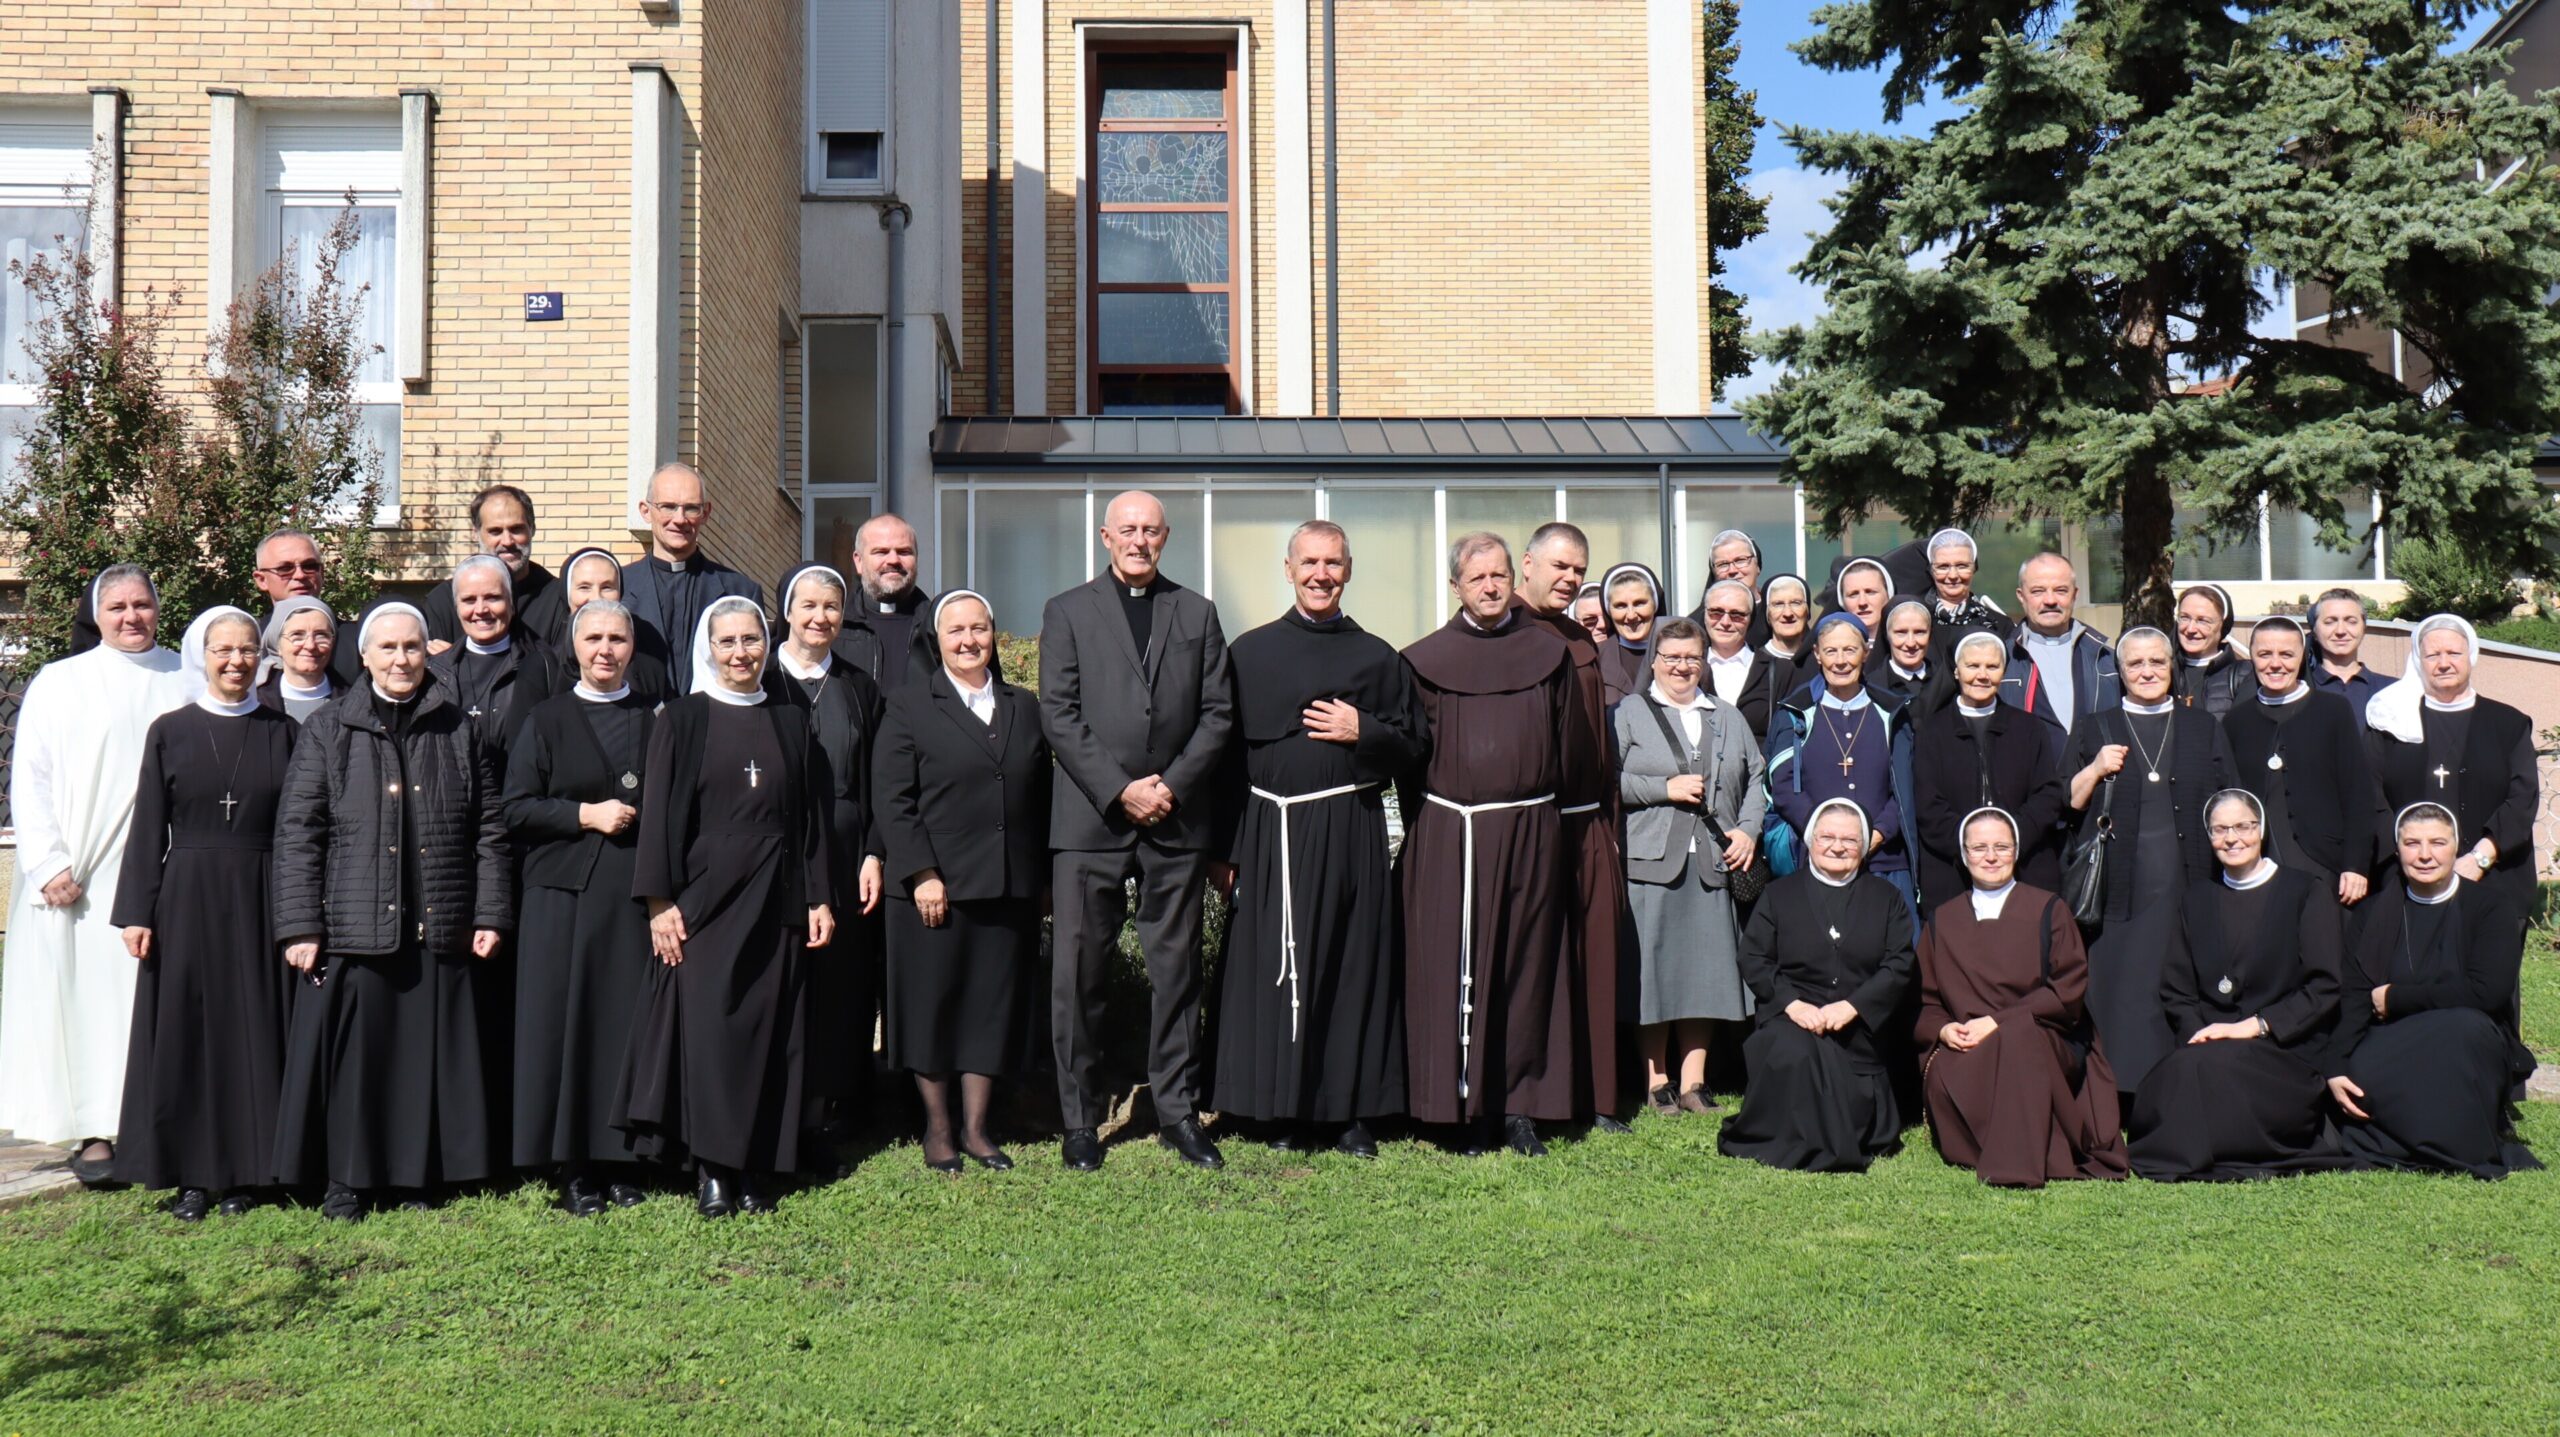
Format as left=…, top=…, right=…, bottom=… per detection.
left=1516, top=521, right=1634, bottom=1132
left=1399, top=533, right=1579, bottom=1154
left=837, top=513, right=937, bottom=692
left=425, top=485, right=563, bottom=651
left=1210, top=521, right=1428, bottom=1156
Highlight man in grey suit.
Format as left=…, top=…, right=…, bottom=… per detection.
left=1040, top=490, right=1236, bottom=1171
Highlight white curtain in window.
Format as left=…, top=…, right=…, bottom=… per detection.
left=278, top=203, right=397, bottom=387
left=0, top=205, right=83, bottom=385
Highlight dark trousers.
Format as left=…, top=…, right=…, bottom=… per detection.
left=1050, top=842, right=1209, bottom=1129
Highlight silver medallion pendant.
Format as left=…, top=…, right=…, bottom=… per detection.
left=2146, top=770, right=2162, bottom=783
left=2267, top=753, right=2284, bottom=771
left=2216, top=976, right=2234, bottom=996
left=1827, top=926, right=1842, bottom=942
left=621, top=771, right=640, bottom=790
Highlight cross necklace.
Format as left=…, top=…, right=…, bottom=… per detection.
left=1822, top=700, right=1873, bottom=789
left=743, top=758, right=763, bottom=789
left=202, top=713, right=254, bottom=826
left=2431, top=763, right=2453, bottom=791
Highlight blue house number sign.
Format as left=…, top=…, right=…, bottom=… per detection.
left=524, top=291, right=565, bottom=322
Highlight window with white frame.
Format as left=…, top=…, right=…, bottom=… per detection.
left=0, top=112, right=90, bottom=488
left=808, top=0, right=892, bottom=195
left=803, top=318, right=883, bottom=569
left=261, top=118, right=401, bottom=516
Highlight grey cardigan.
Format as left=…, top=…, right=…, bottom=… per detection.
left=1613, top=687, right=1765, bottom=887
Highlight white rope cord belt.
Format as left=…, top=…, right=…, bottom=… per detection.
left=1560, top=802, right=1601, bottom=816
left=1425, top=791, right=1555, bottom=1101
left=1249, top=781, right=1381, bottom=1042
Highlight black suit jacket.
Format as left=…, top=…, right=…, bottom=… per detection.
left=873, top=670, right=1052, bottom=903
left=617, top=554, right=765, bottom=686
left=1037, top=573, right=1236, bottom=852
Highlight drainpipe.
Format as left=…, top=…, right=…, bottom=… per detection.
left=985, top=0, right=1001, bottom=413
left=1323, top=0, right=1340, bottom=416
left=881, top=201, right=912, bottom=523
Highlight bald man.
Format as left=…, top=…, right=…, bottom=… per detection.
left=1039, top=490, right=1236, bottom=1172
left=619, top=462, right=764, bottom=692
left=836, top=512, right=937, bottom=693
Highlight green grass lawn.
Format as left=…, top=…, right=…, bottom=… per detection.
left=1, top=930, right=2554, bottom=1434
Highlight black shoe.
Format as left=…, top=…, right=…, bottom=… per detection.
left=1451, top=1118, right=1496, bottom=1157
left=1061, top=1128, right=1103, bottom=1172
left=736, top=1174, right=776, bottom=1215
left=1503, top=1115, right=1548, bottom=1158
left=66, top=1139, right=115, bottom=1187
left=217, top=1190, right=261, bottom=1217
left=695, top=1167, right=736, bottom=1219
left=1159, top=1115, right=1225, bottom=1170
left=562, top=1173, right=606, bottom=1218
left=165, top=1187, right=211, bottom=1222
left=1590, top=1114, right=1633, bottom=1135
left=606, top=1182, right=649, bottom=1209
left=962, top=1144, right=1014, bottom=1172
left=320, top=1182, right=367, bottom=1223
left=924, top=1150, right=964, bottom=1175
left=1335, top=1121, right=1379, bottom=1160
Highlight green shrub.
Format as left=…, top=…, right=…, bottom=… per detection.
left=2390, top=537, right=2520, bottom=623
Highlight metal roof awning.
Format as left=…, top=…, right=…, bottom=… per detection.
left=931, top=415, right=1790, bottom=473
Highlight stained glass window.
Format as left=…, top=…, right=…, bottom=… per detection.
left=1097, top=212, right=1230, bottom=284
left=1092, top=47, right=1237, bottom=414
left=1097, top=133, right=1229, bottom=206
left=1101, top=56, right=1228, bottom=119
left=1098, top=293, right=1230, bottom=366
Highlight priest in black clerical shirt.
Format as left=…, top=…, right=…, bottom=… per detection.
left=423, top=484, right=562, bottom=651
left=837, top=512, right=937, bottom=692
left=619, top=461, right=764, bottom=693
left=1208, top=521, right=1428, bottom=1157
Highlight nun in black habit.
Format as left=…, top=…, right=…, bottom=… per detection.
left=1718, top=798, right=1913, bottom=1173
left=2365, top=614, right=2539, bottom=911
left=111, top=608, right=299, bottom=1218
left=542, top=546, right=674, bottom=701
left=2170, top=584, right=2253, bottom=717
left=428, top=552, right=560, bottom=764
left=501, top=598, right=661, bottom=1214
left=615, top=595, right=836, bottom=1217
left=2128, top=790, right=2350, bottom=1181
left=2325, top=803, right=2538, bottom=1179
left=2217, top=616, right=2384, bottom=908
left=765, top=562, right=887, bottom=1138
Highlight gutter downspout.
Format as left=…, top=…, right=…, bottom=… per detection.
left=1323, top=0, right=1340, bottom=416
left=881, top=201, right=913, bottom=522
left=985, top=0, right=1001, bottom=413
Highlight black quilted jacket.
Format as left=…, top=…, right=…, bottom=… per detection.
left=272, top=674, right=514, bottom=955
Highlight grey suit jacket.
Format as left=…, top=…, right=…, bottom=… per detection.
left=1613, top=688, right=1765, bottom=887
left=1038, top=572, right=1236, bottom=852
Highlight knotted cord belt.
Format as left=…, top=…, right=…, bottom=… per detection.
left=1248, top=781, right=1380, bottom=1042
left=1424, top=791, right=1555, bottom=1101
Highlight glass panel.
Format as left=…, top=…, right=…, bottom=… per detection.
left=360, top=400, right=399, bottom=513
left=1096, top=132, right=1230, bottom=205
left=1324, top=486, right=1439, bottom=648
left=1683, top=484, right=1798, bottom=606
left=1, top=205, right=83, bottom=383
left=2176, top=507, right=2262, bottom=582
left=1097, top=212, right=1230, bottom=284
left=1841, top=508, right=1908, bottom=556
left=279, top=203, right=396, bottom=387
left=0, top=403, right=29, bottom=494
left=1444, top=487, right=1557, bottom=563
left=821, top=133, right=881, bottom=183
left=1963, top=515, right=2065, bottom=604
left=1563, top=488, right=1664, bottom=581
left=1152, top=489, right=1206, bottom=596
left=809, top=492, right=874, bottom=574
left=1209, top=487, right=1316, bottom=633
left=806, top=321, right=880, bottom=487
left=1099, top=373, right=1230, bottom=415
left=1097, top=292, right=1230, bottom=365
left=974, top=489, right=1089, bottom=639
left=2268, top=491, right=2374, bottom=582
left=1099, top=56, right=1228, bottom=119
left=938, top=484, right=970, bottom=593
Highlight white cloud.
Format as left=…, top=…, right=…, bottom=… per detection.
left=1716, top=166, right=1842, bottom=410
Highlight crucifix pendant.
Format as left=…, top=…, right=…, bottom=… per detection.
left=468, top=704, right=486, bottom=721
left=743, top=759, right=763, bottom=789
left=2431, top=763, right=2452, bottom=790
left=1837, top=754, right=1855, bottom=776
left=219, top=790, right=239, bottom=823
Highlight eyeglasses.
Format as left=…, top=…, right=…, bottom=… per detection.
left=1704, top=608, right=1750, bottom=622
left=205, top=645, right=261, bottom=663
left=708, top=635, right=765, bottom=654
left=1656, top=655, right=1703, bottom=670
left=260, top=559, right=324, bottom=578
left=2209, top=822, right=2262, bottom=839
left=1962, top=841, right=2016, bottom=857
left=648, top=503, right=708, bottom=520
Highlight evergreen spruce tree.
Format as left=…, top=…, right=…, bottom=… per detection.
left=1704, top=0, right=1770, bottom=400
left=1744, top=1, right=2560, bottom=625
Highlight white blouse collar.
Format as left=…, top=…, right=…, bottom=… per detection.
left=2122, top=696, right=2175, bottom=716
left=1957, top=698, right=1995, bottom=718
left=1810, top=865, right=1855, bottom=888
left=2222, top=858, right=2279, bottom=890
left=2408, top=876, right=2460, bottom=905
left=1969, top=878, right=2016, bottom=920
left=574, top=682, right=633, bottom=703
left=2423, top=691, right=2477, bottom=713
left=279, top=673, right=333, bottom=700
left=2257, top=681, right=2309, bottom=705
left=195, top=692, right=259, bottom=717
left=463, top=634, right=512, bottom=656
left=777, top=647, right=833, bottom=681
left=1648, top=680, right=1710, bottom=713
left=703, top=680, right=766, bottom=707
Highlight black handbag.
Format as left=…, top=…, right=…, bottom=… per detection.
left=1639, top=693, right=1768, bottom=903
left=2059, top=713, right=2119, bottom=927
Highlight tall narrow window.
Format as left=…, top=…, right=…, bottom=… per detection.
left=0, top=112, right=90, bottom=487
left=261, top=119, right=401, bottom=515
left=1090, top=48, right=1237, bottom=415
left=803, top=318, right=882, bottom=565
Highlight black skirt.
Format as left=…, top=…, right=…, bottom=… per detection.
left=2127, top=1038, right=2348, bottom=1181
left=882, top=895, right=1042, bottom=1076
left=2337, top=1008, right=2541, bottom=1179
left=272, top=937, right=507, bottom=1190
left=1718, top=1019, right=1901, bottom=1173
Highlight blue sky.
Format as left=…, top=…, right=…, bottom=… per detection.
left=1716, top=3, right=2511, bottom=409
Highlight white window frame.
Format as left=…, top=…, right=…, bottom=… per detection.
left=807, top=0, right=894, bottom=197
left=0, top=108, right=93, bottom=422
left=800, top=316, right=886, bottom=558
left=257, top=115, right=403, bottom=525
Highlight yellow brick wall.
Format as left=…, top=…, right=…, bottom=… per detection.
left=0, top=1, right=803, bottom=587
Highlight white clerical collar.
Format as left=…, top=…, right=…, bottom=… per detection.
left=2023, top=623, right=2080, bottom=647
left=1810, top=865, right=1855, bottom=888
left=1818, top=687, right=1870, bottom=712
left=704, top=681, right=765, bottom=707
left=464, top=634, right=512, bottom=656
left=2257, top=682, right=2309, bottom=705
left=2122, top=696, right=2175, bottom=715
left=1970, top=879, right=2016, bottom=920
left=1957, top=698, right=1996, bottom=717
left=1648, top=681, right=1710, bottom=713
left=875, top=598, right=900, bottom=614
left=2408, top=876, right=2460, bottom=905
left=574, top=682, right=632, bottom=703
left=2423, top=691, right=2477, bottom=713
left=946, top=665, right=993, bottom=696
left=778, top=647, right=832, bottom=681
left=2222, top=858, right=2278, bottom=890
left=1123, top=579, right=1154, bottom=598
left=658, top=554, right=691, bottom=573
left=196, top=692, right=259, bottom=717
left=281, top=674, right=332, bottom=700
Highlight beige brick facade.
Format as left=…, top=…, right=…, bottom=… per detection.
left=1, top=0, right=807, bottom=587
